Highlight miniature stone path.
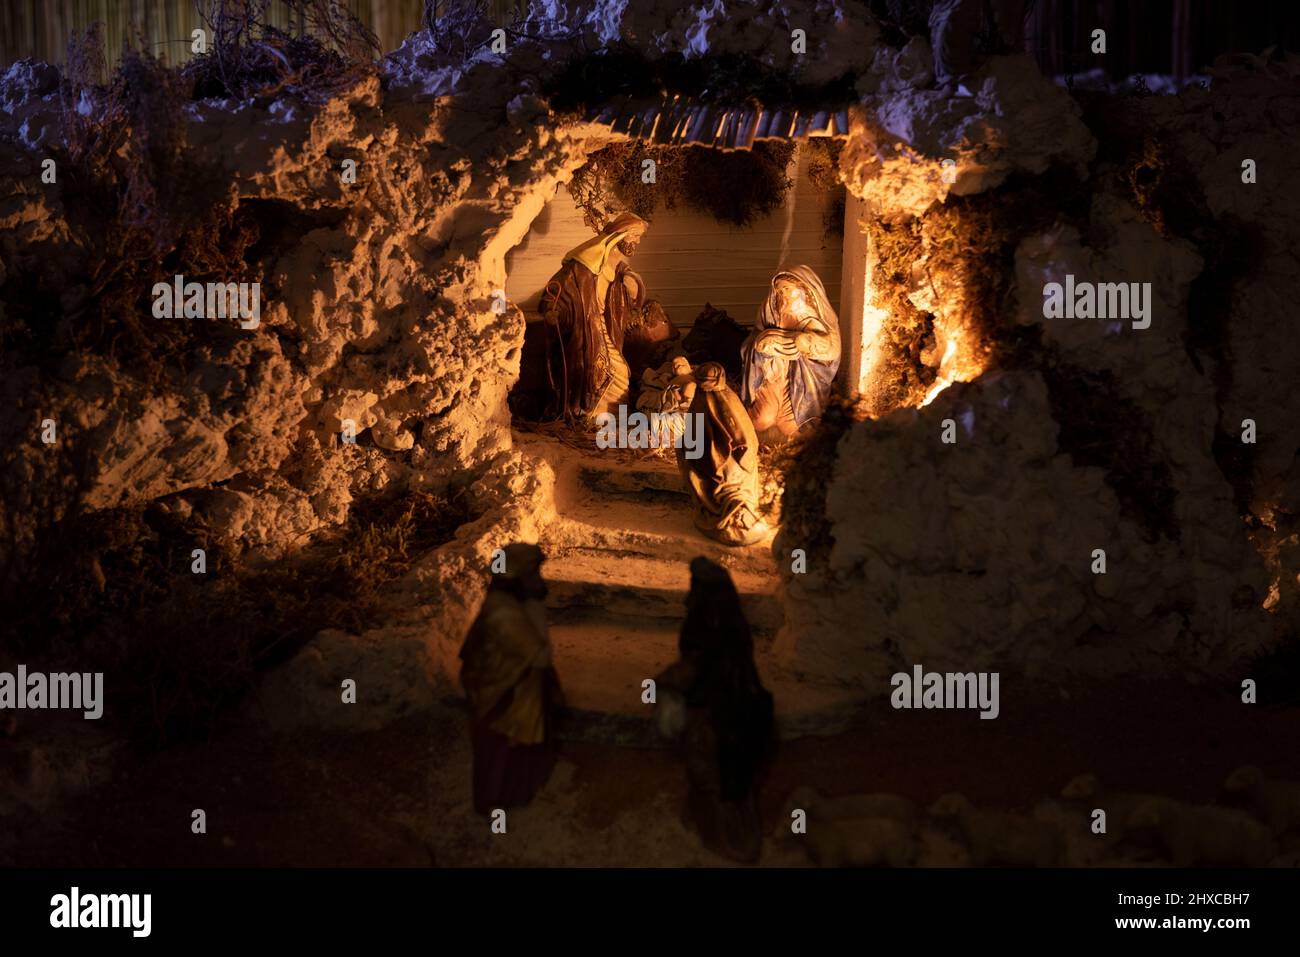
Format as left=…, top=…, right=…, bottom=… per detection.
left=514, top=431, right=865, bottom=746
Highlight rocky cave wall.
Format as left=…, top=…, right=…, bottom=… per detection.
left=781, top=51, right=1300, bottom=692
left=0, top=22, right=613, bottom=725
left=0, top=68, right=563, bottom=561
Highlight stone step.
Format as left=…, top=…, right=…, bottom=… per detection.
left=511, top=429, right=840, bottom=747
left=547, top=589, right=782, bottom=634
left=567, top=483, right=706, bottom=539
left=549, top=497, right=778, bottom=570
left=518, top=429, right=777, bottom=570
left=550, top=617, right=676, bottom=728
left=543, top=546, right=784, bottom=631
left=576, top=460, right=690, bottom=499
left=515, top=430, right=677, bottom=497
left=548, top=618, right=864, bottom=747
left=545, top=517, right=776, bottom=577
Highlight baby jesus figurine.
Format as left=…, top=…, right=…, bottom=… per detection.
left=635, top=355, right=697, bottom=451
left=638, top=355, right=697, bottom=413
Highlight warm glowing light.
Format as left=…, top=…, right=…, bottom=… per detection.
left=1264, top=579, right=1281, bottom=611
left=920, top=336, right=960, bottom=407
left=848, top=213, right=989, bottom=417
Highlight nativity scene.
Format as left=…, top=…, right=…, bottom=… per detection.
left=5, top=0, right=1295, bottom=881
left=515, top=170, right=844, bottom=548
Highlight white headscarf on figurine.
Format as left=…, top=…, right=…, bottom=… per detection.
left=743, top=264, right=841, bottom=429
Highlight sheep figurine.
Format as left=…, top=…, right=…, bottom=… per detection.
left=807, top=817, right=917, bottom=868
left=1059, top=773, right=1187, bottom=849
left=783, top=785, right=919, bottom=830
left=777, top=786, right=920, bottom=867
left=928, top=792, right=1065, bottom=867
left=1222, top=765, right=1300, bottom=837
left=1125, top=798, right=1275, bottom=867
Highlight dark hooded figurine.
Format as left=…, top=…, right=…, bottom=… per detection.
left=458, top=542, right=563, bottom=815
left=654, top=557, right=776, bottom=863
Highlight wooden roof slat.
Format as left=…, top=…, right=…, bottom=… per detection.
left=586, top=96, right=850, bottom=148
left=738, top=108, right=759, bottom=150
left=689, top=106, right=713, bottom=144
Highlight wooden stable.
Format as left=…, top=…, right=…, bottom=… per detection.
left=505, top=142, right=847, bottom=335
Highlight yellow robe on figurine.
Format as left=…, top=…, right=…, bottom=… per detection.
left=538, top=213, right=648, bottom=421
left=460, top=589, right=550, bottom=745
left=458, top=543, right=561, bottom=813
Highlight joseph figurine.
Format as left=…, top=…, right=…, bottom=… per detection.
left=539, top=212, right=650, bottom=424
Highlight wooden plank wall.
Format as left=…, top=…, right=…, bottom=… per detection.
left=504, top=143, right=845, bottom=330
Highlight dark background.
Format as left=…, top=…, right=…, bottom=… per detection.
left=3, top=1, right=1299, bottom=78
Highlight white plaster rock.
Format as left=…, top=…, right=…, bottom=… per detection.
left=781, top=369, right=1265, bottom=688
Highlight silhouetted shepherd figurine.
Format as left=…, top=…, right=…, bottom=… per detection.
left=459, top=543, right=563, bottom=814
left=655, top=557, right=776, bottom=863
